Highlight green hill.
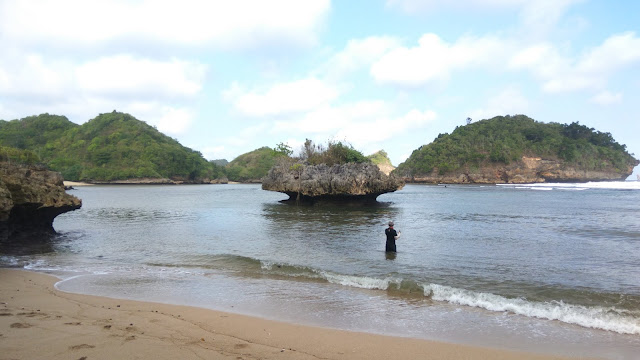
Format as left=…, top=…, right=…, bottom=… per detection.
left=366, top=150, right=392, bottom=166
left=367, top=150, right=394, bottom=175
left=0, top=114, right=76, bottom=151
left=226, top=147, right=288, bottom=182
left=394, top=115, right=638, bottom=182
left=0, top=112, right=226, bottom=182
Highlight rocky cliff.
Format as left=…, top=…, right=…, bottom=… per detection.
left=404, top=156, right=638, bottom=184
left=0, top=162, right=82, bottom=239
left=262, top=162, right=404, bottom=202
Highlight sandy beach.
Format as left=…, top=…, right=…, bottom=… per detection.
left=63, top=181, right=94, bottom=187
left=0, top=269, right=581, bottom=360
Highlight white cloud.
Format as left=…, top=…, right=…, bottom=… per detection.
left=370, top=33, right=508, bottom=87
left=76, top=55, right=206, bottom=97
left=0, top=50, right=205, bottom=129
left=122, top=102, right=195, bottom=135
left=201, top=145, right=228, bottom=161
left=335, top=108, right=437, bottom=148
left=269, top=100, right=436, bottom=157
left=319, top=36, right=402, bottom=78
left=273, top=100, right=390, bottom=134
left=590, top=91, right=622, bottom=106
left=386, top=0, right=528, bottom=13
left=0, top=53, right=73, bottom=97
left=386, top=0, right=581, bottom=27
left=576, top=32, right=640, bottom=73
left=224, top=78, right=341, bottom=117
left=469, top=87, right=529, bottom=120
left=0, top=0, right=330, bottom=50
left=518, top=0, right=584, bottom=37
left=510, top=32, right=640, bottom=93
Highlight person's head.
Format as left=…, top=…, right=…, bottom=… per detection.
left=388, top=221, right=394, bottom=227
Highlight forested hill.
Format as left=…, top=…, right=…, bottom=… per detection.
left=226, top=147, right=287, bottom=182
left=394, top=115, right=638, bottom=183
left=0, top=112, right=226, bottom=182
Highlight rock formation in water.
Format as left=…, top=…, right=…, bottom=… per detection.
left=262, top=162, right=404, bottom=202
left=394, top=115, right=638, bottom=184
left=404, top=156, right=638, bottom=184
left=0, top=162, right=82, bottom=240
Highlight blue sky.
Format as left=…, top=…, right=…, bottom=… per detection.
left=1, top=0, right=639, bottom=177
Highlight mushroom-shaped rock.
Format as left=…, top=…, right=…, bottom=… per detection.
left=262, top=162, right=404, bottom=203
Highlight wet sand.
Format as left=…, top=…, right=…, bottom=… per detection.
left=0, top=269, right=582, bottom=360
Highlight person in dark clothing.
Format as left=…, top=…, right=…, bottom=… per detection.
left=385, top=221, right=400, bottom=252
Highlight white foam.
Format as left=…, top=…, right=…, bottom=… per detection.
left=320, top=272, right=400, bottom=290
left=0, top=256, right=20, bottom=267
left=423, top=284, right=640, bottom=335
left=498, top=181, right=640, bottom=191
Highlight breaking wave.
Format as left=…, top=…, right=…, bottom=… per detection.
left=185, top=254, right=640, bottom=335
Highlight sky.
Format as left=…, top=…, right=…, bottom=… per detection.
left=1, top=0, right=639, bottom=177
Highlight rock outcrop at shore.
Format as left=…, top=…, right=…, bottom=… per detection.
left=403, top=156, right=638, bottom=184
left=0, top=162, right=81, bottom=239
left=262, top=162, right=404, bottom=202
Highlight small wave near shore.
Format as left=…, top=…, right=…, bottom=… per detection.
left=140, top=254, right=640, bottom=336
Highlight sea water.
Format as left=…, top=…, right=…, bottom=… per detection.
left=1, top=183, right=639, bottom=359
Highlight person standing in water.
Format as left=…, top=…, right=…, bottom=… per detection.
left=385, top=221, right=400, bottom=252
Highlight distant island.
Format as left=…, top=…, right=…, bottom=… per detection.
left=393, top=115, right=638, bottom=183
left=0, top=112, right=398, bottom=184
left=0, top=112, right=227, bottom=184
left=1, top=112, right=636, bottom=185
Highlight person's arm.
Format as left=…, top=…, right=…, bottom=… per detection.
left=394, top=230, right=400, bottom=240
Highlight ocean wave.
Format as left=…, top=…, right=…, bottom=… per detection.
left=498, top=181, right=640, bottom=191
left=319, top=271, right=401, bottom=290
left=251, top=258, right=640, bottom=335
left=424, top=284, right=640, bottom=335
left=27, top=252, right=639, bottom=336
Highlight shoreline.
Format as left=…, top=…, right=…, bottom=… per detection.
left=0, top=269, right=579, bottom=360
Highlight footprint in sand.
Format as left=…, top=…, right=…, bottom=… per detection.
left=10, top=322, right=31, bottom=328
left=69, top=344, right=95, bottom=350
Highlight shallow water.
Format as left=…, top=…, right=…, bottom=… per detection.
left=2, top=183, right=640, bottom=359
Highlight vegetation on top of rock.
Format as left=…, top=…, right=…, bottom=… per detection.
left=0, top=146, right=41, bottom=165
left=394, top=115, right=638, bottom=178
left=0, top=112, right=226, bottom=182
left=299, top=139, right=369, bottom=166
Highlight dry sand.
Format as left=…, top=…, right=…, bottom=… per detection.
left=0, top=269, right=580, bottom=360
left=63, top=181, right=94, bottom=187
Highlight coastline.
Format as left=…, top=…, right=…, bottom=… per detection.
left=0, top=269, right=580, bottom=360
